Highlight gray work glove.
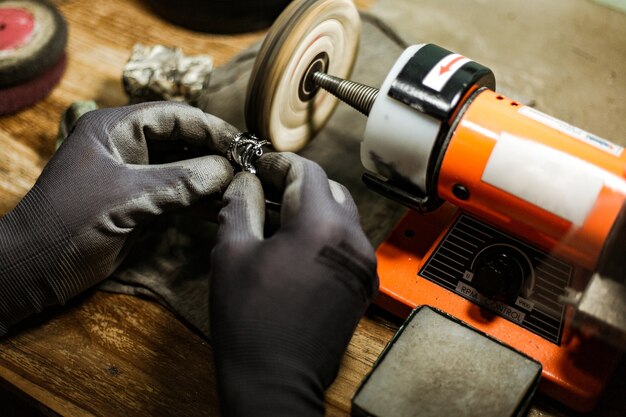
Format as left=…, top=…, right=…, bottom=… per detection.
left=210, top=152, right=378, bottom=416
left=0, top=102, right=235, bottom=336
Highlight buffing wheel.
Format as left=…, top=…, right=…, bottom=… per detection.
left=245, top=0, right=360, bottom=152
left=0, top=0, right=67, bottom=87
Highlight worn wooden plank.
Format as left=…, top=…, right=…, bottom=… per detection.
left=0, top=291, right=395, bottom=417
left=0, top=291, right=220, bottom=417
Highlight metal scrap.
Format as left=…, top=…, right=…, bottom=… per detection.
left=123, top=44, right=213, bottom=105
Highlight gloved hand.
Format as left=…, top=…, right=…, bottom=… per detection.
left=0, top=101, right=236, bottom=336
left=210, top=152, right=378, bottom=416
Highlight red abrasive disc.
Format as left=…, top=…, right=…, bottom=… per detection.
left=0, top=52, right=66, bottom=115
left=0, top=0, right=67, bottom=87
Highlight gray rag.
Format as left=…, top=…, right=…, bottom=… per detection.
left=100, top=14, right=408, bottom=338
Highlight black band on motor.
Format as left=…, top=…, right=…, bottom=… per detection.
left=388, top=44, right=495, bottom=122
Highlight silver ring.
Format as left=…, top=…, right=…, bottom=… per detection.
left=227, top=132, right=271, bottom=174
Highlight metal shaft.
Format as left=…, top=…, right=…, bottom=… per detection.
left=312, top=72, right=379, bottom=116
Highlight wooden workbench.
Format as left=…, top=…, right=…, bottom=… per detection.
left=0, top=1, right=623, bottom=416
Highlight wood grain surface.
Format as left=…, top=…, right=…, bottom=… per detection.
left=0, top=291, right=222, bottom=417
left=0, top=291, right=395, bottom=417
left=0, top=0, right=624, bottom=416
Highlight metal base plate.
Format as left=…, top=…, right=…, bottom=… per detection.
left=352, top=306, right=541, bottom=417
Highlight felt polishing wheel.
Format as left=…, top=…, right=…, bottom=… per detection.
left=0, top=0, right=67, bottom=87
left=0, top=52, right=66, bottom=115
left=245, top=0, right=360, bottom=152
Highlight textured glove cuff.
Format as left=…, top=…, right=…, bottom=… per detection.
left=212, top=319, right=342, bottom=417
left=0, top=185, right=93, bottom=336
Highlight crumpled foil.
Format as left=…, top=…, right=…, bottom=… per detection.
left=123, top=44, right=213, bottom=105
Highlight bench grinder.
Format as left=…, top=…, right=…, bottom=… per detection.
left=244, top=0, right=626, bottom=413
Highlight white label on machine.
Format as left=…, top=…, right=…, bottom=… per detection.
left=455, top=282, right=526, bottom=324
left=482, top=133, right=604, bottom=226
left=518, top=107, right=623, bottom=156
left=515, top=297, right=535, bottom=312
left=422, top=54, right=471, bottom=92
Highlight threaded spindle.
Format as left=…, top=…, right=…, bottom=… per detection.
left=312, top=72, right=379, bottom=116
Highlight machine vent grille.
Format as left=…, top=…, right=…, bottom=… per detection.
left=420, top=214, right=572, bottom=345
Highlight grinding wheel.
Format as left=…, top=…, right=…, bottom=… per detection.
left=245, top=0, right=360, bottom=152
left=0, top=0, right=67, bottom=87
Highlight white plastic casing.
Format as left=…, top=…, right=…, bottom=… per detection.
left=361, top=45, right=442, bottom=193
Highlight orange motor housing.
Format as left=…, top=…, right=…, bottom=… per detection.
left=438, top=89, right=626, bottom=270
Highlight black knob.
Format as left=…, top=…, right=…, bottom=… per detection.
left=471, top=246, right=527, bottom=304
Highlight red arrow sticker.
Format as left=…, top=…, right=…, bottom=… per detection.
left=423, top=53, right=471, bottom=92
left=439, top=56, right=466, bottom=75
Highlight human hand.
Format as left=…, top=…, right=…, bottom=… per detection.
left=210, top=152, right=378, bottom=416
left=0, top=102, right=235, bottom=335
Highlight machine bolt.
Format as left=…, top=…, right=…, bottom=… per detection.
left=453, top=184, right=470, bottom=200
left=312, top=72, right=379, bottom=116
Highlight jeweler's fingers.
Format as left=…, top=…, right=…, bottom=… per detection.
left=119, top=155, right=234, bottom=228
left=257, top=152, right=336, bottom=225
left=216, top=172, right=266, bottom=245
left=74, top=102, right=240, bottom=164
left=329, top=180, right=360, bottom=221
left=128, top=102, right=239, bottom=153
